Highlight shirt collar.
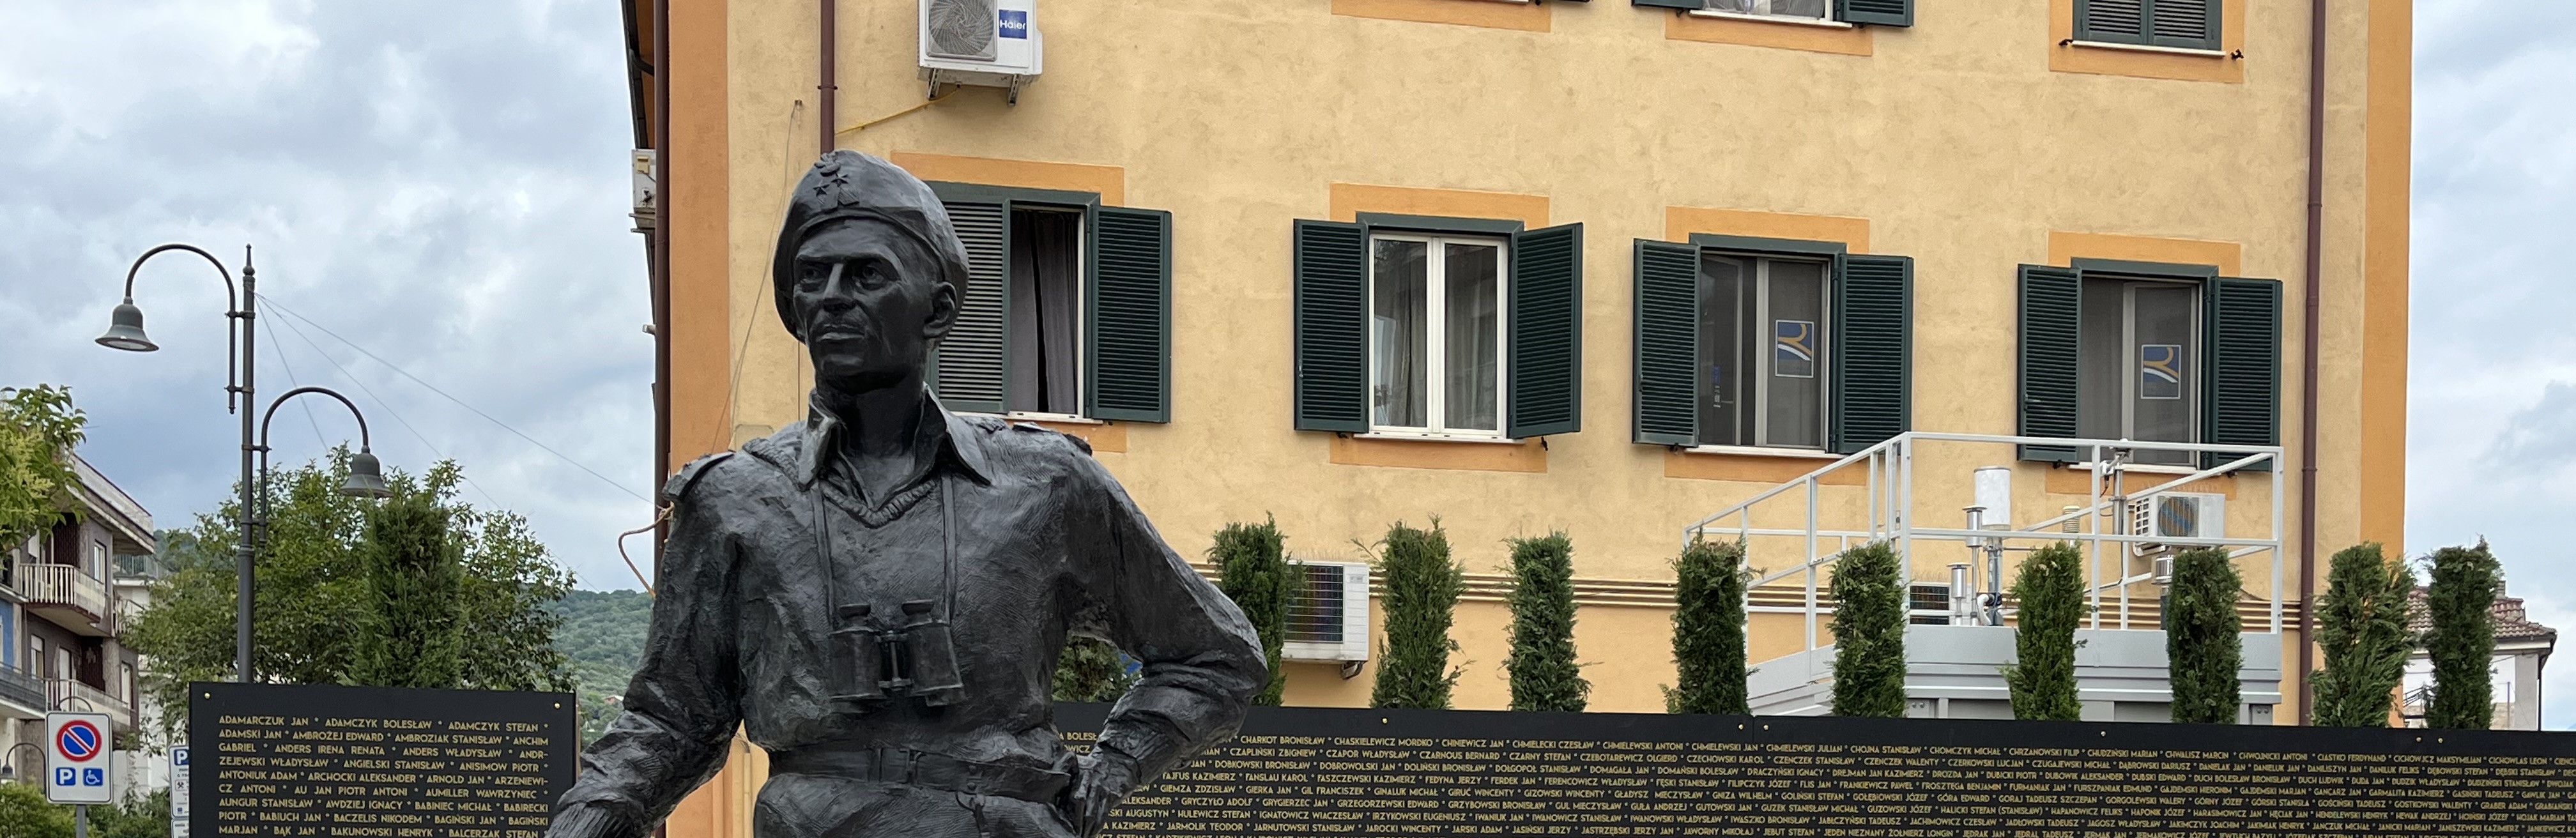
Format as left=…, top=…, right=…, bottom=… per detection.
left=794, top=390, right=991, bottom=489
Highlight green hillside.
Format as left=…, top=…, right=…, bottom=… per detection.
left=551, top=589, right=653, bottom=745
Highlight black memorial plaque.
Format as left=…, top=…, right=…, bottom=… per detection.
left=1059, top=704, right=2576, bottom=837
left=190, top=683, right=576, bottom=838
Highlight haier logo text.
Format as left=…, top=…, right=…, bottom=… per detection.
left=998, top=9, right=1028, bottom=39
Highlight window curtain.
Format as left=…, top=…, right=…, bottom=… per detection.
left=1372, top=240, right=1429, bottom=428
left=1008, top=210, right=1084, bottom=414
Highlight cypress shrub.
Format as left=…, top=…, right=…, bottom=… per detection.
left=2312, top=542, right=2418, bottom=727
left=1213, top=517, right=1291, bottom=706
left=2166, top=547, right=2244, bottom=723
left=1666, top=539, right=1748, bottom=715
left=1052, top=637, right=1134, bottom=703
left=2006, top=542, right=2085, bottom=721
left=1506, top=532, right=1588, bottom=712
left=2424, top=540, right=2501, bottom=729
left=351, top=493, right=464, bottom=689
left=1371, top=519, right=1462, bottom=710
left=1828, top=541, right=1907, bottom=718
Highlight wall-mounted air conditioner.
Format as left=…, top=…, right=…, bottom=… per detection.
left=919, top=0, right=1041, bottom=102
left=1282, top=560, right=1370, bottom=666
left=2130, top=492, right=2227, bottom=557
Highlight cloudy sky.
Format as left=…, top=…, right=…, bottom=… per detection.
left=1, top=3, right=2570, bottom=726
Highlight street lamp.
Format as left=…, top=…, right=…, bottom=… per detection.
left=0, top=742, right=36, bottom=782
left=256, top=388, right=394, bottom=550
left=98, top=245, right=385, bottom=684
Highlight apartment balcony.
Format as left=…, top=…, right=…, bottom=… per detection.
left=45, top=678, right=134, bottom=729
left=0, top=664, right=45, bottom=720
left=11, top=560, right=113, bottom=636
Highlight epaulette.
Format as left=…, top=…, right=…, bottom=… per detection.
left=1008, top=421, right=1092, bottom=455
left=662, top=451, right=737, bottom=504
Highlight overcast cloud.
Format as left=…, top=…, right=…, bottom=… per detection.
left=0, top=0, right=656, bottom=592
left=1, top=3, right=2568, bottom=726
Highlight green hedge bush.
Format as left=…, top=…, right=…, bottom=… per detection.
left=1667, top=540, right=1749, bottom=715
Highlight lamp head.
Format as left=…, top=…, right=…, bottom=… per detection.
left=341, top=450, right=394, bottom=499
left=95, top=301, right=158, bottom=352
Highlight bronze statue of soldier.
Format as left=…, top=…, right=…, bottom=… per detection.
left=549, top=150, right=1265, bottom=838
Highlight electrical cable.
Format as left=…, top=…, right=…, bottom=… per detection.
left=269, top=307, right=502, bottom=510
left=615, top=506, right=670, bottom=596
left=256, top=310, right=329, bottom=448
left=264, top=299, right=649, bottom=504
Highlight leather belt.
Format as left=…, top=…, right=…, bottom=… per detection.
left=769, top=747, right=1071, bottom=805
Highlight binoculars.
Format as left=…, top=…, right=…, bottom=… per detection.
left=829, top=599, right=967, bottom=708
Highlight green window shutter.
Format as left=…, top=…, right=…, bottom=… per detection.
left=1835, top=0, right=1912, bottom=27
left=2202, top=276, right=2280, bottom=471
left=935, top=199, right=1009, bottom=415
left=2147, top=0, right=2220, bottom=50
left=1633, top=240, right=1700, bottom=446
left=2073, top=0, right=2147, bottom=45
left=1087, top=206, right=1172, bottom=423
left=1632, top=0, right=1706, bottom=9
left=1508, top=223, right=1584, bottom=439
left=2018, top=264, right=2083, bottom=462
left=1294, top=220, right=1368, bottom=433
left=1830, top=255, right=1910, bottom=455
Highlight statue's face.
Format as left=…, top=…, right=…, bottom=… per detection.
left=788, top=218, right=956, bottom=392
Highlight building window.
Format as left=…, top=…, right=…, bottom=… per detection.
left=90, top=542, right=107, bottom=580
left=1699, top=253, right=1830, bottom=450
left=1634, top=236, right=1912, bottom=454
left=929, top=183, right=1174, bottom=423
left=1371, top=234, right=1507, bottom=436
left=2078, top=277, right=2200, bottom=466
left=2073, top=0, right=2220, bottom=52
left=1707, top=0, right=1826, bottom=20
left=2016, top=261, right=2280, bottom=467
left=1008, top=206, right=1084, bottom=416
left=30, top=636, right=49, bottom=678
left=1293, top=217, right=1585, bottom=441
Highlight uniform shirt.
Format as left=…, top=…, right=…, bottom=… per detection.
left=549, top=398, right=1265, bottom=838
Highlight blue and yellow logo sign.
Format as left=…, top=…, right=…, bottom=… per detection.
left=1774, top=319, right=1816, bottom=379
left=2140, top=344, right=2183, bottom=400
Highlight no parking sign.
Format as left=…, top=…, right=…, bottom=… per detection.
left=44, top=711, right=114, bottom=804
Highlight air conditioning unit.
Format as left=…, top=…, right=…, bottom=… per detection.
left=1281, top=561, right=1371, bottom=664
left=2129, top=492, right=2227, bottom=556
left=919, top=0, right=1041, bottom=102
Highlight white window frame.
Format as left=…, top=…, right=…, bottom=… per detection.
left=2083, top=277, right=2204, bottom=462
left=1002, top=204, right=1087, bottom=422
left=1705, top=254, right=1832, bottom=451
left=1367, top=232, right=1510, bottom=439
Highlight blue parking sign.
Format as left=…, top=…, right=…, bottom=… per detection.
left=56, top=767, right=75, bottom=786
left=84, top=768, right=105, bottom=786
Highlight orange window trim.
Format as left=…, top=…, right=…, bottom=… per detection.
left=2048, top=0, right=2247, bottom=84
left=1666, top=10, right=1872, bottom=57
left=1665, top=451, right=1866, bottom=485
left=1331, top=0, right=1550, bottom=33
left=1666, top=206, right=1870, bottom=252
left=889, top=151, right=1128, bottom=207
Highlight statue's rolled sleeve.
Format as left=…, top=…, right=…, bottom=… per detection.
left=1075, top=457, right=1265, bottom=782
left=549, top=464, right=745, bottom=838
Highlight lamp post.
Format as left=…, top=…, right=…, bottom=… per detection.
left=0, top=741, right=35, bottom=783
left=256, top=388, right=394, bottom=551
left=97, top=246, right=388, bottom=683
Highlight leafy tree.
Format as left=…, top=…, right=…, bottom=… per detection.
left=0, top=782, right=73, bottom=838
left=1052, top=637, right=1137, bottom=703
left=0, top=384, right=86, bottom=547
left=1370, top=519, right=1461, bottom=710
left=2166, top=547, right=2243, bottom=723
left=2005, top=542, right=2085, bottom=720
left=349, top=492, right=466, bottom=688
left=2423, top=540, right=2502, bottom=729
left=124, top=452, right=574, bottom=741
left=1505, top=532, right=1587, bottom=712
left=89, top=789, right=171, bottom=838
left=1828, top=542, right=1906, bottom=717
left=1666, top=539, right=1747, bottom=715
left=551, top=589, right=653, bottom=744
left=1212, top=517, right=1291, bottom=706
left=2312, top=542, right=2417, bottom=727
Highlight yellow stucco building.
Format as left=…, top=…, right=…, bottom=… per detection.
left=617, top=0, right=2411, bottom=833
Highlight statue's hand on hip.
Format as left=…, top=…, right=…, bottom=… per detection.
left=1061, top=749, right=1138, bottom=837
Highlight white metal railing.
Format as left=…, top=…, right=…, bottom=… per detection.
left=1682, top=432, right=2285, bottom=654
left=45, top=678, right=133, bottom=728
left=11, top=560, right=111, bottom=623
